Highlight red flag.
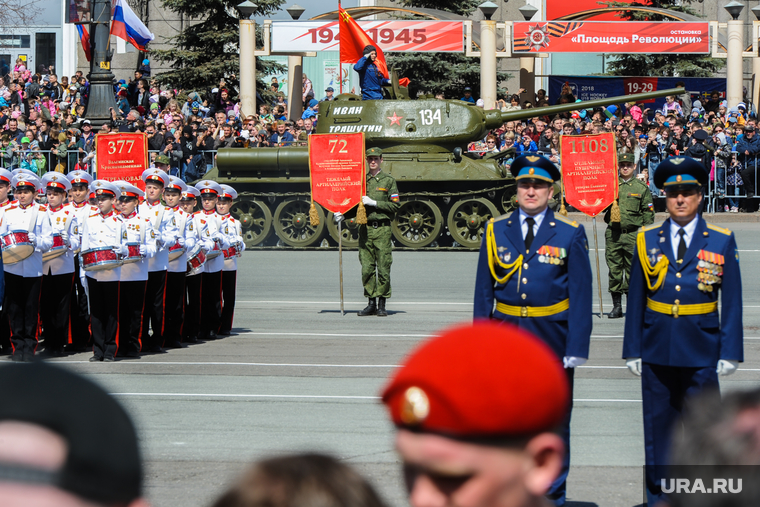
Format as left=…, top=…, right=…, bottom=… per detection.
left=338, top=6, right=389, bottom=79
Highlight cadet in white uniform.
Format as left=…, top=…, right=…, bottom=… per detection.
left=217, top=184, right=245, bottom=336
left=0, top=173, right=53, bottom=362
left=0, top=167, right=14, bottom=355
left=196, top=180, right=229, bottom=341
left=40, top=173, right=80, bottom=356
left=66, top=170, right=97, bottom=351
left=181, top=187, right=204, bottom=343
left=116, top=181, right=156, bottom=359
left=81, top=180, right=124, bottom=362
left=163, top=176, right=195, bottom=348
left=139, top=169, right=178, bottom=352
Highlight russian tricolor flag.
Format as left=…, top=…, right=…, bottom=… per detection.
left=77, top=24, right=91, bottom=61
left=111, top=0, right=154, bottom=51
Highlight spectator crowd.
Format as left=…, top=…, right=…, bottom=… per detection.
left=468, top=83, right=760, bottom=212
left=2, top=58, right=758, bottom=212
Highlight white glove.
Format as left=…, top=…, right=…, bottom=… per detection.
left=139, top=244, right=147, bottom=256
left=333, top=212, right=344, bottom=224
left=362, top=196, right=377, bottom=206
left=717, top=359, right=739, bottom=376
left=27, top=232, right=36, bottom=246
left=61, top=231, right=70, bottom=247
left=177, top=236, right=186, bottom=248
left=117, top=244, right=129, bottom=256
left=563, top=356, right=587, bottom=369
left=212, top=231, right=223, bottom=242
left=626, top=358, right=642, bottom=376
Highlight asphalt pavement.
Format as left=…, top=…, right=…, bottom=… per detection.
left=39, top=217, right=760, bottom=507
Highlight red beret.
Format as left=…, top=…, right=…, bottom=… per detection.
left=381, top=321, right=569, bottom=438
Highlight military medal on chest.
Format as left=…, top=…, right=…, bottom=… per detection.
left=696, top=250, right=724, bottom=292
left=497, top=246, right=511, bottom=263
left=537, top=245, right=566, bottom=265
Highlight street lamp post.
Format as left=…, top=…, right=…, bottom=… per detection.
left=84, top=0, right=116, bottom=126
left=478, top=2, right=498, bottom=110
left=286, top=4, right=305, bottom=120
left=238, top=0, right=258, bottom=118
left=518, top=3, right=539, bottom=110
left=725, top=1, right=744, bottom=109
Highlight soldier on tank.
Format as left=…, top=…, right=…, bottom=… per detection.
left=604, top=152, right=655, bottom=318
left=336, top=147, right=400, bottom=317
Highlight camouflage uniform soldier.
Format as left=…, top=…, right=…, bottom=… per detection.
left=357, top=147, right=399, bottom=317
left=604, top=152, right=655, bottom=318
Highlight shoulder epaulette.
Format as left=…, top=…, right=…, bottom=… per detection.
left=553, top=214, right=579, bottom=228
left=639, top=223, right=661, bottom=234
left=492, top=213, right=509, bottom=223
left=707, top=223, right=732, bottom=236
left=88, top=213, right=99, bottom=218
left=38, top=205, right=47, bottom=211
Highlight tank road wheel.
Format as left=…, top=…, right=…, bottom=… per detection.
left=391, top=200, right=443, bottom=248
left=326, top=209, right=360, bottom=248
left=447, top=198, right=500, bottom=249
left=273, top=198, right=326, bottom=247
left=232, top=199, right=272, bottom=247
left=501, top=186, right=518, bottom=214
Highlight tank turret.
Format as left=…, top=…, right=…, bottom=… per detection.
left=213, top=88, right=684, bottom=250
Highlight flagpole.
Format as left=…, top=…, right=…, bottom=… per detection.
left=592, top=217, right=604, bottom=318
left=338, top=0, right=343, bottom=95
left=338, top=220, right=345, bottom=316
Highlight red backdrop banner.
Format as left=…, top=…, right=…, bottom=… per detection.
left=560, top=133, right=618, bottom=217
left=513, top=21, right=709, bottom=54
left=309, top=133, right=366, bottom=214
left=95, top=133, right=148, bottom=190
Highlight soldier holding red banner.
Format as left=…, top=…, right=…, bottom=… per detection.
left=473, top=154, right=592, bottom=506
left=604, top=152, right=654, bottom=319
left=352, top=147, right=399, bottom=317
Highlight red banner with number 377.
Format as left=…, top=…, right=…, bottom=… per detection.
left=95, top=132, right=149, bottom=190
left=560, top=133, right=618, bottom=217
left=309, top=133, right=365, bottom=214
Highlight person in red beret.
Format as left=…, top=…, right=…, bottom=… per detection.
left=382, top=321, right=570, bottom=507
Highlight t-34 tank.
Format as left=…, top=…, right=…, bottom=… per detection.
left=213, top=86, right=683, bottom=249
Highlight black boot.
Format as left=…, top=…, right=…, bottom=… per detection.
left=358, top=298, right=377, bottom=316
left=376, top=297, right=388, bottom=317
left=609, top=293, right=623, bottom=319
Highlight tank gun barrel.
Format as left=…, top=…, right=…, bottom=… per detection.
left=485, top=87, right=686, bottom=128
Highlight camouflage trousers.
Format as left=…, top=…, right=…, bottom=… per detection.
left=358, top=224, right=393, bottom=299
left=605, top=228, right=637, bottom=294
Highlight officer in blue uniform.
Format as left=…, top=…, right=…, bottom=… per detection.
left=623, top=156, right=743, bottom=506
left=474, top=153, right=593, bottom=506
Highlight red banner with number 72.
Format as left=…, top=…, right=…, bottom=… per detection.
left=309, top=133, right=366, bottom=214
left=559, top=133, right=618, bottom=217
left=95, top=132, right=149, bottom=190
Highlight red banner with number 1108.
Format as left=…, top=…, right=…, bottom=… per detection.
left=560, top=133, right=618, bottom=217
